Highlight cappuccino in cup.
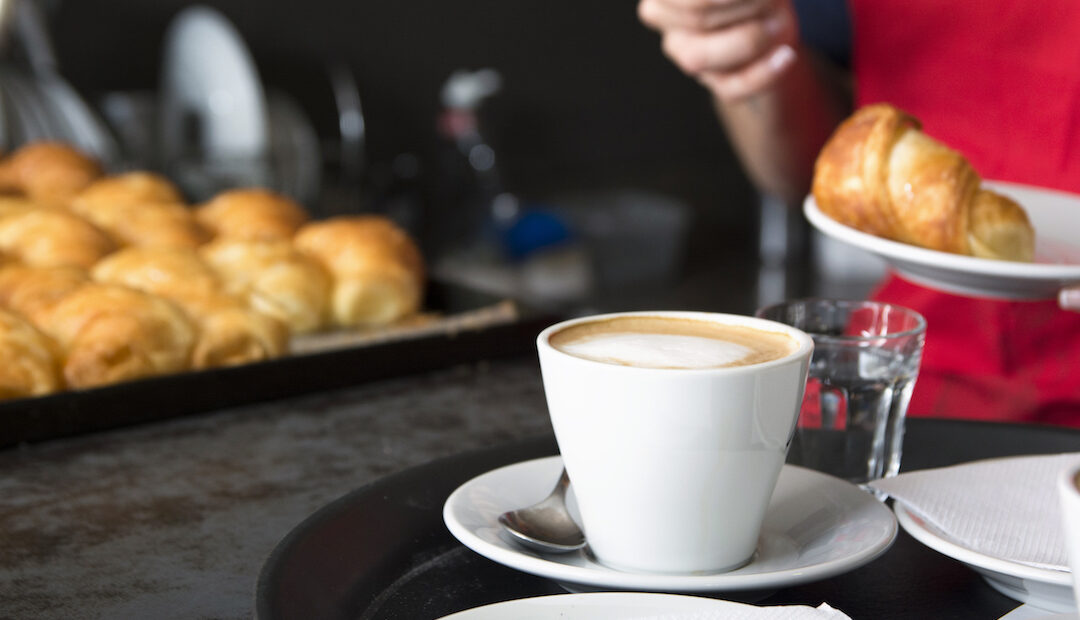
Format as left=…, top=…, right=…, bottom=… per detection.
left=537, top=311, right=813, bottom=574
left=549, top=315, right=797, bottom=369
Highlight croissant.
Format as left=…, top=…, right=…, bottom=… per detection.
left=91, top=247, right=288, bottom=369
left=70, top=174, right=208, bottom=249
left=173, top=293, right=289, bottom=369
left=812, top=103, right=1035, bottom=262
left=0, top=196, right=39, bottom=218
left=32, top=283, right=196, bottom=389
left=195, top=188, right=310, bottom=241
left=90, top=246, right=221, bottom=301
left=99, top=202, right=209, bottom=249
left=72, top=171, right=185, bottom=207
left=0, top=142, right=104, bottom=208
left=200, top=239, right=331, bottom=333
left=0, top=265, right=89, bottom=320
left=294, top=216, right=424, bottom=327
left=0, top=207, right=116, bottom=269
left=0, top=307, right=62, bottom=399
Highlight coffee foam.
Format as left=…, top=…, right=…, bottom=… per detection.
left=548, top=316, right=796, bottom=369
left=556, top=332, right=755, bottom=369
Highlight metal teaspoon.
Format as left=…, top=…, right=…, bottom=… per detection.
left=497, top=467, right=586, bottom=553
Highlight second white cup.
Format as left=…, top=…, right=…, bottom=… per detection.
left=1058, top=459, right=1080, bottom=611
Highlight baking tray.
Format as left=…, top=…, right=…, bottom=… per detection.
left=0, top=282, right=557, bottom=448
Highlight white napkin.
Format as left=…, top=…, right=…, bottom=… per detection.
left=868, top=453, right=1080, bottom=571
left=633, top=602, right=850, bottom=620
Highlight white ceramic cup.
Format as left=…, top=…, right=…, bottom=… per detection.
left=537, top=311, right=814, bottom=574
left=1058, top=460, right=1080, bottom=611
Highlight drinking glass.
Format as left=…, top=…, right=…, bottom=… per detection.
left=756, top=299, right=926, bottom=486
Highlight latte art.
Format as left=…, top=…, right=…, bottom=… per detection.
left=557, top=333, right=755, bottom=369
left=549, top=315, right=796, bottom=369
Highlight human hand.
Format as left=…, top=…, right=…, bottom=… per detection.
left=1060, top=286, right=1080, bottom=312
left=638, top=0, right=800, bottom=102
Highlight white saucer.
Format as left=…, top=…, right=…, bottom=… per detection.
left=998, top=603, right=1078, bottom=620
left=895, top=503, right=1076, bottom=613
left=436, top=592, right=839, bottom=619
left=804, top=181, right=1080, bottom=300
left=443, top=456, right=897, bottom=593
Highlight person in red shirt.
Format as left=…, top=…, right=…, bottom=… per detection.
left=638, top=0, right=1080, bottom=426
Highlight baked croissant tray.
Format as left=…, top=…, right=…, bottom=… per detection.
left=0, top=142, right=556, bottom=448
left=0, top=280, right=553, bottom=448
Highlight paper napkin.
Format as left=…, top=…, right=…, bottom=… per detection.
left=868, top=452, right=1080, bottom=571
left=633, top=602, right=850, bottom=620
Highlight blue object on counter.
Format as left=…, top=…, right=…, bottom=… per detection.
left=501, top=208, right=574, bottom=260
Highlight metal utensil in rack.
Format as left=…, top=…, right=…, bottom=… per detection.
left=329, top=62, right=365, bottom=189
left=0, top=0, right=120, bottom=164
left=267, top=90, right=322, bottom=209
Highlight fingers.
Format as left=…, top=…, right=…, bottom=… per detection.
left=659, top=7, right=793, bottom=74
left=1059, top=286, right=1080, bottom=312
left=639, top=0, right=775, bottom=32
left=639, top=0, right=798, bottom=102
left=698, top=44, right=796, bottom=101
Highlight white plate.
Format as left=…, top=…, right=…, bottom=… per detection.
left=804, top=181, right=1080, bottom=300
left=436, top=592, right=835, bottom=619
left=159, top=6, right=268, bottom=162
left=998, top=604, right=1078, bottom=620
left=443, top=456, right=897, bottom=593
left=895, top=502, right=1076, bottom=613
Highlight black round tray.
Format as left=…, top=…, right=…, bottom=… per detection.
left=256, top=418, right=1080, bottom=619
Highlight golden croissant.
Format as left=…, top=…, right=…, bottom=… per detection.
left=200, top=238, right=331, bottom=333
left=69, top=173, right=209, bottom=249
left=0, top=264, right=89, bottom=320
left=90, top=247, right=289, bottom=369
left=195, top=188, right=310, bottom=242
left=0, top=307, right=62, bottom=399
left=294, top=216, right=424, bottom=328
left=0, top=142, right=103, bottom=208
left=812, top=103, right=1035, bottom=262
left=0, top=207, right=116, bottom=269
left=31, top=283, right=197, bottom=389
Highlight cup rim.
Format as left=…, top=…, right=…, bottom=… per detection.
left=754, top=298, right=927, bottom=343
left=536, top=310, right=814, bottom=374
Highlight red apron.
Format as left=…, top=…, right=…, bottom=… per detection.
left=849, top=0, right=1080, bottom=426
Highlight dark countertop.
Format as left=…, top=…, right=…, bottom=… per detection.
left=0, top=357, right=554, bottom=619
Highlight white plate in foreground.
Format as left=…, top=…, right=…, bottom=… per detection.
left=804, top=181, right=1080, bottom=300
left=443, top=456, right=896, bottom=594
left=895, top=502, right=1076, bottom=613
left=436, top=592, right=836, bottom=620
left=998, top=604, right=1078, bottom=620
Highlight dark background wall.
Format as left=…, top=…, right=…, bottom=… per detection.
left=46, top=0, right=760, bottom=286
